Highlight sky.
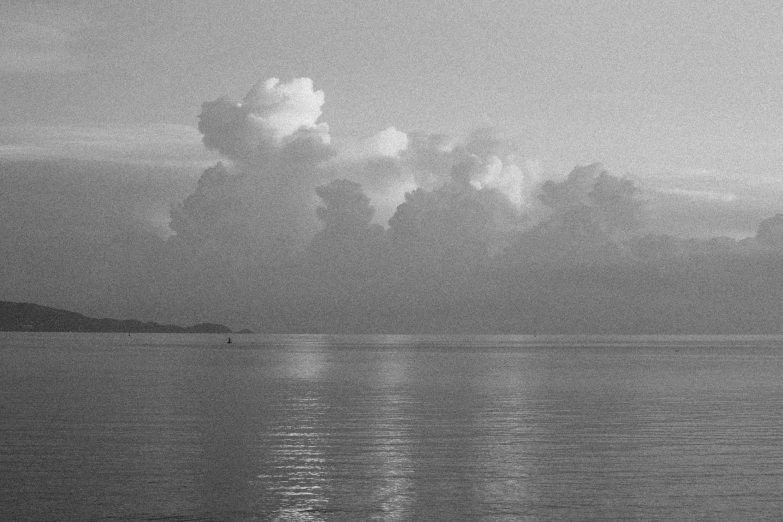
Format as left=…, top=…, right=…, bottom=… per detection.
left=2, top=1, right=783, bottom=332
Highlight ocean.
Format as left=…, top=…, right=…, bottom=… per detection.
left=1, top=333, right=781, bottom=521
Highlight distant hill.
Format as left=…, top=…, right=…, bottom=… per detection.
left=0, top=301, right=232, bottom=333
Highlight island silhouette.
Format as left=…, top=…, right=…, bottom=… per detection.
left=0, top=301, right=247, bottom=334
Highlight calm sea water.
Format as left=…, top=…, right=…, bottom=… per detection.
left=1, top=333, right=782, bottom=521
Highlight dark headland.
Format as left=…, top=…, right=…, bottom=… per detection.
left=0, top=301, right=241, bottom=334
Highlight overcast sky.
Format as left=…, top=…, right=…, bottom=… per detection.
left=2, top=1, right=783, bottom=331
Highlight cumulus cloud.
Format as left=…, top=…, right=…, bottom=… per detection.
left=332, top=126, right=409, bottom=162
left=243, top=78, right=326, bottom=140
left=363, top=127, right=409, bottom=158
left=507, top=163, right=645, bottom=264
left=185, top=79, right=532, bottom=267
left=538, top=163, right=643, bottom=235
left=394, top=128, right=534, bottom=216
left=7, top=75, right=783, bottom=333
left=179, top=78, right=337, bottom=263
left=388, top=156, right=523, bottom=264
left=314, top=179, right=376, bottom=234
left=320, top=127, right=413, bottom=225
left=198, top=77, right=330, bottom=163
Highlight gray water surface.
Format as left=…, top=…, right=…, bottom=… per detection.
left=1, top=333, right=782, bottom=521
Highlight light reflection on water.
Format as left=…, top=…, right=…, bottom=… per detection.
left=264, top=392, right=330, bottom=521
left=368, top=350, right=416, bottom=521
left=265, top=337, right=331, bottom=520
left=1, top=333, right=783, bottom=520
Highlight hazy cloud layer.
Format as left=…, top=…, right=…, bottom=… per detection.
left=0, top=124, right=215, bottom=167
left=0, top=19, right=87, bottom=74
left=4, top=77, right=783, bottom=333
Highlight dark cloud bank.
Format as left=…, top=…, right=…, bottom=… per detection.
left=3, top=78, right=783, bottom=334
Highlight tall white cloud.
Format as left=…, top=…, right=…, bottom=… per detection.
left=198, top=77, right=330, bottom=163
